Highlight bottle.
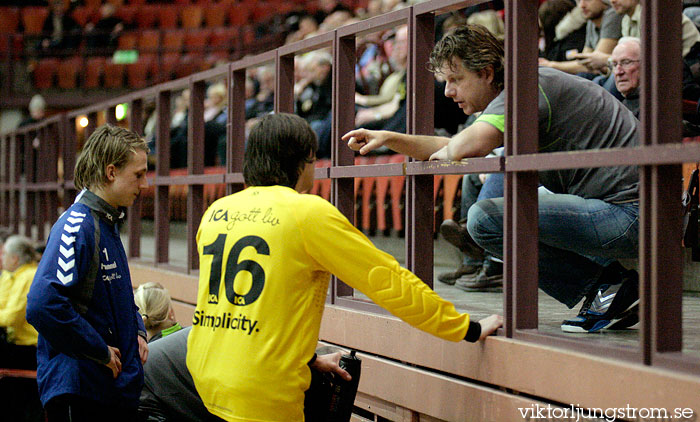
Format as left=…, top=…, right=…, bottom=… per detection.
left=326, top=350, right=361, bottom=422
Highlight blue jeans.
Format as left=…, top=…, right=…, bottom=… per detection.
left=466, top=193, right=639, bottom=308
left=459, top=173, right=505, bottom=266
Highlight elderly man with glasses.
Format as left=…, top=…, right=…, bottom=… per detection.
left=609, top=37, right=641, bottom=117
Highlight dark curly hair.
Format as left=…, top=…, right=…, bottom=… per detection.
left=429, top=24, right=505, bottom=91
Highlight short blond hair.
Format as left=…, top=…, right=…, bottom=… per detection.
left=134, top=282, right=173, bottom=330
left=74, top=124, right=149, bottom=191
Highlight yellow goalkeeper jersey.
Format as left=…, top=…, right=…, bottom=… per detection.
left=187, top=186, right=471, bottom=422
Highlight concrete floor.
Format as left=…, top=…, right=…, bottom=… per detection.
left=124, top=221, right=700, bottom=360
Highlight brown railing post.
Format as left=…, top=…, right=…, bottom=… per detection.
left=227, top=66, right=246, bottom=196
left=128, top=98, right=144, bottom=258
left=62, top=115, right=78, bottom=210
left=639, top=0, right=684, bottom=365
left=504, top=0, right=540, bottom=335
left=275, top=51, right=295, bottom=113
left=333, top=30, right=357, bottom=298
left=155, top=90, right=171, bottom=264
left=187, top=79, right=206, bottom=272
left=405, top=9, right=435, bottom=286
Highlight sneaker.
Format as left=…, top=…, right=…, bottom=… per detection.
left=437, top=263, right=481, bottom=285
left=455, top=259, right=503, bottom=291
left=440, top=219, right=485, bottom=262
left=561, top=270, right=639, bottom=333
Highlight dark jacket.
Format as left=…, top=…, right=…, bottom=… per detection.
left=27, top=189, right=146, bottom=408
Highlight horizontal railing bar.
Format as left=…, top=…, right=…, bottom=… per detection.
left=506, top=143, right=700, bottom=171
left=330, top=163, right=406, bottom=178
left=23, top=182, right=62, bottom=192
left=278, top=31, right=335, bottom=57
left=414, top=0, right=486, bottom=16
left=230, top=50, right=277, bottom=72
left=224, top=173, right=245, bottom=184
left=315, top=167, right=330, bottom=179
left=407, top=156, right=503, bottom=175
left=337, top=8, right=411, bottom=38
left=189, top=64, right=229, bottom=83
left=152, top=174, right=225, bottom=186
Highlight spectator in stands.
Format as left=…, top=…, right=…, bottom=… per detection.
left=204, top=83, right=228, bottom=166
left=85, top=3, right=125, bottom=55
left=355, top=26, right=407, bottom=109
left=344, top=24, right=640, bottom=334
left=187, top=113, right=502, bottom=422
left=295, top=51, right=333, bottom=158
left=169, top=90, right=190, bottom=169
left=285, top=14, right=319, bottom=44
left=134, top=282, right=183, bottom=343
left=245, top=66, right=275, bottom=120
left=611, top=0, right=700, bottom=58
left=27, top=124, right=149, bottom=422
left=39, top=0, right=81, bottom=56
left=610, top=37, right=641, bottom=117
left=0, top=235, right=39, bottom=370
left=539, top=0, right=622, bottom=77
left=19, top=94, right=46, bottom=128
left=354, top=26, right=408, bottom=135
left=598, top=0, right=700, bottom=99
left=538, top=0, right=587, bottom=63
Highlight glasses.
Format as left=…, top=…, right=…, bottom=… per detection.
left=607, top=59, right=640, bottom=72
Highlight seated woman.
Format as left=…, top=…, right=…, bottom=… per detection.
left=134, top=282, right=182, bottom=343
left=0, top=235, right=40, bottom=369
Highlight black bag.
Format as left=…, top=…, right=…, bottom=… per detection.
left=682, top=168, right=700, bottom=260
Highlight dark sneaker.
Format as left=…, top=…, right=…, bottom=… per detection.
left=561, top=270, right=639, bottom=333
left=455, top=259, right=503, bottom=291
left=440, top=219, right=485, bottom=262
left=437, top=264, right=481, bottom=285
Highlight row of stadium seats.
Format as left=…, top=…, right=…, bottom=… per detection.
left=0, top=1, right=303, bottom=35
left=117, top=27, right=250, bottom=55
left=32, top=53, right=226, bottom=90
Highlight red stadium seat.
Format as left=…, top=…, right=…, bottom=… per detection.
left=183, top=29, right=210, bottom=53
left=135, top=5, right=159, bottom=28
left=228, top=3, right=252, bottom=26
left=162, top=29, right=184, bottom=53
left=153, top=52, right=180, bottom=83
left=115, top=5, right=138, bottom=26
left=104, top=60, right=125, bottom=88
left=0, top=33, right=23, bottom=57
left=209, top=27, right=238, bottom=52
left=33, top=58, right=59, bottom=89
left=117, top=31, right=138, bottom=50
left=57, top=56, right=83, bottom=89
left=159, top=6, right=179, bottom=29
left=137, top=29, right=160, bottom=54
left=126, top=56, right=153, bottom=89
left=0, top=7, right=20, bottom=33
left=21, top=7, right=49, bottom=36
left=83, top=0, right=102, bottom=9
left=71, top=6, right=97, bottom=27
left=204, top=4, right=228, bottom=27
left=181, top=5, right=203, bottom=29
left=84, top=56, right=106, bottom=88
left=174, top=53, right=204, bottom=78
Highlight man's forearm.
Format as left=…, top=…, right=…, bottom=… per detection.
left=385, top=132, right=450, bottom=160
